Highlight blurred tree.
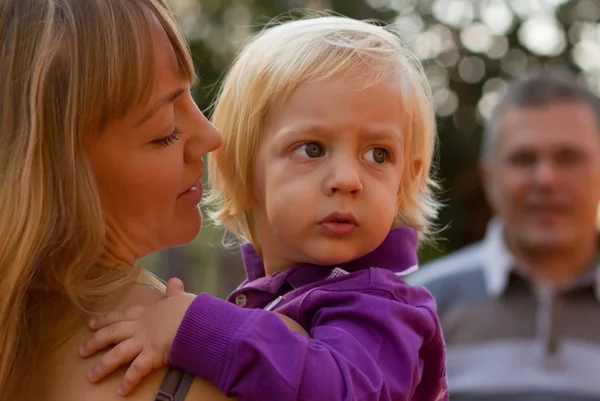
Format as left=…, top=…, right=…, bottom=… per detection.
left=147, top=0, right=600, bottom=296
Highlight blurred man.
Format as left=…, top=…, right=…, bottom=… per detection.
left=409, top=69, right=600, bottom=401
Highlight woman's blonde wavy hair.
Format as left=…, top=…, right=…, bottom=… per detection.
left=206, top=15, right=440, bottom=251
left=0, top=0, right=194, bottom=397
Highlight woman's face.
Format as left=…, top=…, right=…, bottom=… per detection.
left=87, top=24, right=221, bottom=265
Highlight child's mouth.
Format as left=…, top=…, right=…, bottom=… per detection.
left=318, top=212, right=358, bottom=237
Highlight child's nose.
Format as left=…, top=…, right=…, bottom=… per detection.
left=324, top=159, right=363, bottom=197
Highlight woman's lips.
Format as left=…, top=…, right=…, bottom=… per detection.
left=177, top=182, right=202, bottom=205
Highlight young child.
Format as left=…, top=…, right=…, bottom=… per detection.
left=80, top=15, right=448, bottom=401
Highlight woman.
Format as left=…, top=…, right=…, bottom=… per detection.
left=0, top=0, right=229, bottom=399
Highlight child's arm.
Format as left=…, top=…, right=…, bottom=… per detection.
left=83, top=275, right=447, bottom=401
left=80, top=278, right=193, bottom=395
left=80, top=278, right=308, bottom=395
left=169, top=275, right=447, bottom=401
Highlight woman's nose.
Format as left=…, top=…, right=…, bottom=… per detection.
left=184, top=111, right=222, bottom=164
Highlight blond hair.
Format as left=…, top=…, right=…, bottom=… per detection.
left=0, top=0, right=194, bottom=397
left=206, top=15, right=439, bottom=249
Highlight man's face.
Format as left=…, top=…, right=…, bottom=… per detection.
left=482, top=101, right=600, bottom=254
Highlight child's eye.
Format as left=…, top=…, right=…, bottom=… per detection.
left=364, top=147, right=389, bottom=164
left=293, top=142, right=324, bottom=158
left=151, top=126, right=182, bottom=148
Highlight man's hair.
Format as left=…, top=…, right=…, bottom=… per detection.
left=481, top=68, right=600, bottom=161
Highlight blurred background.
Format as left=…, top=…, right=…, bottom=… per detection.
left=144, top=0, right=600, bottom=298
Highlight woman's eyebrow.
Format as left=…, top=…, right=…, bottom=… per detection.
left=135, top=88, right=186, bottom=126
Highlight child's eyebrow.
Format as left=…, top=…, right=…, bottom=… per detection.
left=275, top=123, right=403, bottom=144
left=274, top=123, right=330, bottom=139
left=361, top=130, right=404, bottom=146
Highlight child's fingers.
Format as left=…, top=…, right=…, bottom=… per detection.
left=166, top=277, right=185, bottom=297
left=80, top=321, right=136, bottom=357
left=89, top=306, right=145, bottom=330
left=88, top=339, right=142, bottom=383
left=117, top=352, right=157, bottom=395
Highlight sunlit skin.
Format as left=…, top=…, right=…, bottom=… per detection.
left=251, top=76, right=419, bottom=274
left=87, top=21, right=221, bottom=267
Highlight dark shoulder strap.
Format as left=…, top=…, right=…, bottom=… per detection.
left=154, top=367, right=194, bottom=401
left=174, top=373, right=194, bottom=401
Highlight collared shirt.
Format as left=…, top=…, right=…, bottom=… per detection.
left=169, top=227, right=448, bottom=401
left=481, top=218, right=599, bottom=299
left=408, top=217, right=600, bottom=401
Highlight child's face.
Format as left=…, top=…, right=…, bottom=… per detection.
left=252, top=76, right=410, bottom=274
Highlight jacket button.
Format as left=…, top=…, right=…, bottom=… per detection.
left=235, top=293, right=248, bottom=307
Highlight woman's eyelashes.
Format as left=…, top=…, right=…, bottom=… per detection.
left=151, top=126, right=182, bottom=148
left=291, top=141, right=391, bottom=164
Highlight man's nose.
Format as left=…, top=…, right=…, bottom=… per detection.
left=533, top=160, right=560, bottom=188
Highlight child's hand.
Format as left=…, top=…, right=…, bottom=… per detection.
left=79, top=277, right=195, bottom=395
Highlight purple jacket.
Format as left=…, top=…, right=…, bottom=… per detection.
left=169, top=227, right=448, bottom=400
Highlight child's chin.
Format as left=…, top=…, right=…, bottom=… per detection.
left=309, top=250, right=361, bottom=267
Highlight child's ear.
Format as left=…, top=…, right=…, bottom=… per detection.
left=411, top=158, right=423, bottom=181
left=397, top=157, right=422, bottom=197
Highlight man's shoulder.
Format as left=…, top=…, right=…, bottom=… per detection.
left=410, top=242, right=485, bottom=283
left=405, top=242, right=489, bottom=309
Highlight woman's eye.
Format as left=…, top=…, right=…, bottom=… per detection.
left=364, top=147, right=389, bottom=164
left=293, top=142, right=324, bottom=158
left=151, top=126, right=182, bottom=148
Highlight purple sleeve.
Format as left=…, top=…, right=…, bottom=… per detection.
left=169, top=289, right=447, bottom=401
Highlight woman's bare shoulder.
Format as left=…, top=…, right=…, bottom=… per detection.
left=98, top=366, right=234, bottom=401
left=91, top=285, right=234, bottom=400
left=36, top=284, right=234, bottom=401
left=37, top=338, right=233, bottom=401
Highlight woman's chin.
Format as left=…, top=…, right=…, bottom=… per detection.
left=168, top=213, right=203, bottom=247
